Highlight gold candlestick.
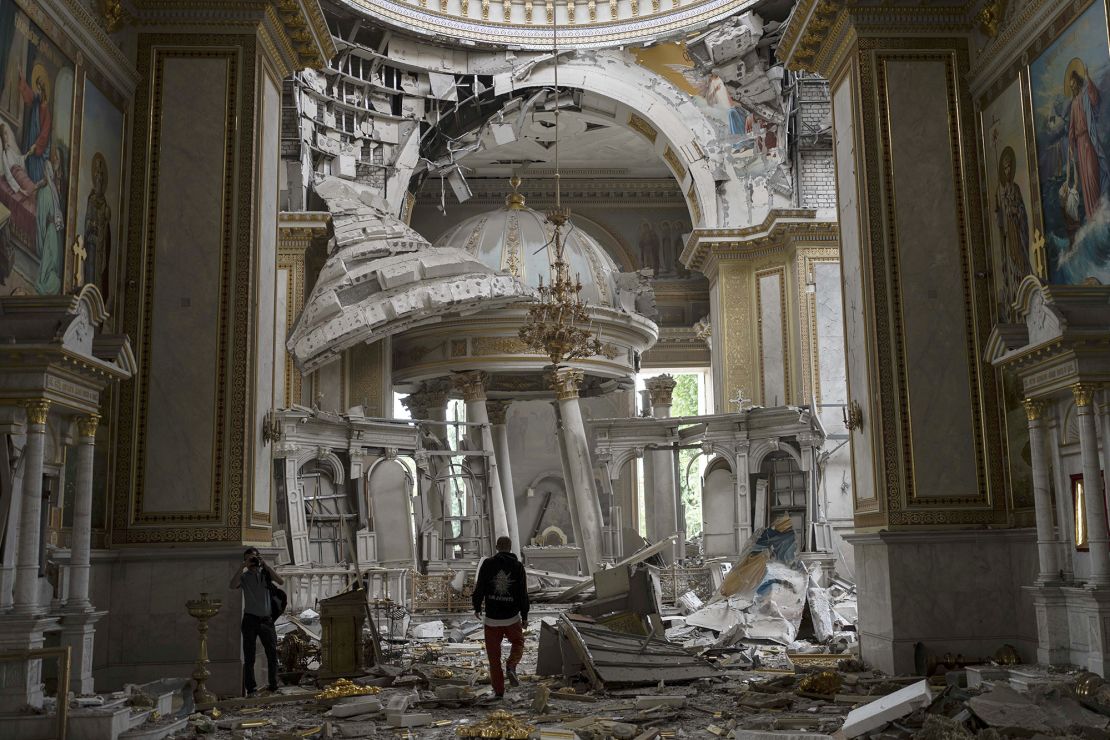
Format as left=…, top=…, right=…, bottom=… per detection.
left=186, top=592, right=222, bottom=705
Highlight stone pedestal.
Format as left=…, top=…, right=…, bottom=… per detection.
left=0, top=614, right=60, bottom=711
left=1025, top=585, right=1071, bottom=666
left=1061, top=587, right=1110, bottom=676
left=846, top=529, right=1037, bottom=675
left=58, top=609, right=106, bottom=696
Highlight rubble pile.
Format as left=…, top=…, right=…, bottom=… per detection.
left=152, top=531, right=1110, bottom=739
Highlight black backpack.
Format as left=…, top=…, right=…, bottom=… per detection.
left=262, top=570, right=288, bottom=621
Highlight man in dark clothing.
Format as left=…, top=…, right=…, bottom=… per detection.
left=472, top=536, right=529, bottom=698
left=229, top=546, right=284, bottom=696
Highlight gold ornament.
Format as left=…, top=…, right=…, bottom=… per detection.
left=798, top=670, right=842, bottom=696
left=456, top=710, right=535, bottom=739
left=25, top=400, right=50, bottom=426
left=314, top=678, right=381, bottom=700
left=77, top=414, right=100, bottom=439
left=1022, top=399, right=1044, bottom=422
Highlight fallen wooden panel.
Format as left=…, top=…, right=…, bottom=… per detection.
left=559, top=617, right=721, bottom=690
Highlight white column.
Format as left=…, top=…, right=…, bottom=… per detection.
left=553, top=404, right=586, bottom=573
left=488, top=401, right=522, bottom=555
left=67, top=414, right=99, bottom=608
left=1024, top=399, right=1059, bottom=584
left=1047, top=410, right=1076, bottom=580
left=454, top=372, right=510, bottom=549
left=14, top=400, right=49, bottom=614
left=646, top=375, right=679, bottom=564
left=1074, top=384, right=1110, bottom=587
left=553, top=369, right=605, bottom=573
left=1100, top=390, right=1110, bottom=546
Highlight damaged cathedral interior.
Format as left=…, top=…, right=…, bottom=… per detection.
left=5, top=0, right=1110, bottom=736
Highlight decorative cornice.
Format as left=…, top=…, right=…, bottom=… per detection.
left=334, top=0, right=758, bottom=50
left=681, top=210, right=838, bottom=275
left=552, top=368, right=583, bottom=401
left=25, top=400, right=51, bottom=426
left=127, top=0, right=335, bottom=73
left=415, top=178, right=687, bottom=208
left=777, top=1, right=973, bottom=76
left=279, top=211, right=332, bottom=241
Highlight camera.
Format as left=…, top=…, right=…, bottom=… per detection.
left=249, top=556, right=261, bottom=567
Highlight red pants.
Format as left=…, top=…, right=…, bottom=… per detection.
left=483, top=621, right=524, bottom=695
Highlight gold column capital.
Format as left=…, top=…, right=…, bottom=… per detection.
left=645, top=374, right=677, bottom=407
left=1072, top=383, right=1097, bottom=408
left=486, top=400, right=511, bottom=426
left=553, top=368, right=583, bottom=401
left=77, top=414, right=101, bottom=440
left=24, top=400, right=51, bottom=426
left=453, top=371, right=489, bottom=403
left=1022, top=399, right=1045, bottom=422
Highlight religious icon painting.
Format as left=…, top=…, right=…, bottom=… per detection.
left=1028, top=0, right=1110, bottom=285
left=981, top=76, right=1034, bottom=323
left=0, top=3, right=76, bottom=295
left=74, top=77, right=125, bottom=306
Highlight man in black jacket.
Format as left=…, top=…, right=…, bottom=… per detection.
left=472, top=536, right=529, bottom=698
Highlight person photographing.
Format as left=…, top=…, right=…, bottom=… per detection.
left=229, top=547, right=284, bottom=696
left=472, top=537, right=529, bottom=698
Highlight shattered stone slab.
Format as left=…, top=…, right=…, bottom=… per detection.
left=839, top=680, right=932, bottom=738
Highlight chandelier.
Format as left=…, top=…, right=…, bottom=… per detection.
left=517, top=10, right=603, bottom=369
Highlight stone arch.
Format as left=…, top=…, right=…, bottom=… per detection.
left=295, top=448, right=345, bottom=484
left=749, top=439, right=803, bottom=471
left=506, top=54, right=727, bottom=228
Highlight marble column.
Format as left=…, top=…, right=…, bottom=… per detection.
left=553, top=403, right=587, bottom=573
left=1048, top=410, right=1076, bottom=581
left=488, top=401, right=522, bottom=555
left=67, top=414, right=99, bottom=608
left=553, top=369, right=605, bottom=573
left=14, top=400, right=49, bottom=614
left=646, top=374, right=679, bottom=564
left=1024, top=399, right=1059, bottom=584
left=453, top=372, right=510, bottom=549
left=1074, top=384, right=1110, bottom=587
left=1100, top=389, right=1110, bottom=541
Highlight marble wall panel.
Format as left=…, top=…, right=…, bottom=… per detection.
left=814, top=261, right=847, bottom=406
left=368, top=459, right=415, bottom=564
left=832, top=74, right=876, bottom=504
left=252, top=74, right=281, bottom=520
left=757, top=269, right=787, bottom=406
left=884, top=59, right=978, bottom=499
left=142, top=57, right=229, bottom=514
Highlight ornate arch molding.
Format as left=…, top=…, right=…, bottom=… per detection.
left=509, top=56, right=724, bottom=229
left=295, top=448, right=346, bottom=484
left=749, top=439, right=802, bottom=471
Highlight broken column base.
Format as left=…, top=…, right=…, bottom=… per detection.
left=845, top=529, right=1037, bottom=674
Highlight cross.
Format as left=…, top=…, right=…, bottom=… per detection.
left=729, top=388, right=752, bottom=412
left=72, top=235, right=87, bottom=288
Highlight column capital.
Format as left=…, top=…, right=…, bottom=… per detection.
left=1073, top=383, right=1097, bottom=408
left=1023, top=399, right=1046, bottom=422
left=486, top=400, right=512, bottom=426
left=401, top=394, right=431, bottom=420
left=452, top=371, right=489, bottom=403
left=553, top=368, right=584, bottom=401
left=645, top=374, right=677, bottom=407
left=76, top=414, right=101, bottom=440
left=24, top=400, right=51, bottom=426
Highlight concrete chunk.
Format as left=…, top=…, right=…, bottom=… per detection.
left=634, top=695, right=687, bottom=709
left=386, top=712, right=433, bottom=727
left=840, top=680, right=933, bottom=738
left=330, top=697, right=382, bottom=718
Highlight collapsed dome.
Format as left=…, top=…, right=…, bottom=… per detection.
left=434, top=186, right=620, bottom=309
